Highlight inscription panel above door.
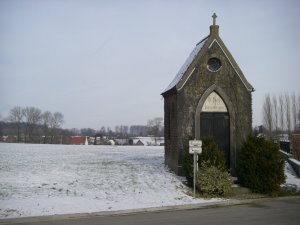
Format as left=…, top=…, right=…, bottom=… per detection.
left=201, top=91, right=227, bottom=112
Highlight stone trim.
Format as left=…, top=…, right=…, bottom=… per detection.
left=209, top=39, right=253, bottom=91
left=195, top=84, right=237, bottom=174
left=177, top=67, right=195, bottom=91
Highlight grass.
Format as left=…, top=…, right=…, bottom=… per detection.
left=185, top=183, right=300, bottom=200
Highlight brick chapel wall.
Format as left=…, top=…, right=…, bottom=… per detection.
left=164, top=92, right=179, bottom=173
left=176, top=41, right=252, bottom=174
left=292, top=134, right=300, bottom=161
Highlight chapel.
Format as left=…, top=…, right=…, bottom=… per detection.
left=161, top=14, right=254, bottom=175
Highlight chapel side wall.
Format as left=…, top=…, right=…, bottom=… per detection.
left=176, top=42, right=252, bottom=174
left=164, top=93, right=179, bottom=173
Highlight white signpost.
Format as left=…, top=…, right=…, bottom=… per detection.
left=189, top=140, right=202, bottom=197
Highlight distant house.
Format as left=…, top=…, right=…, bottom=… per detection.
left=108, top=140, right=116, bottom=145
left=114, top=139, right=129, bottom=145
left=1, top=135, right=17, bottom=143
left=134, top=140, right=145, bottom=146
left=132, top=137, right=164, bottom=146
left=70, top=136, right=88, bottom=145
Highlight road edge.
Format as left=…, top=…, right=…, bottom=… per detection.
left=1, top=196, right=300, bottom=224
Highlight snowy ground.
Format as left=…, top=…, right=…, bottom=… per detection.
left=0, top=143, right=220, bottom=219
left=283, top=161, right=300, bottom=189
left=1, top=144, right=299, bottom=219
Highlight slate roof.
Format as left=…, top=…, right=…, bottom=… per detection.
left=163, top=36, right=209, bottom=93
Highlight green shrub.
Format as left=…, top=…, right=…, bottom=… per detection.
left=198, top=136, right=227, bottom=171
left=237, top=135, right=286, bottom=194
left=183, top=136, right=227, bottom=186
left=197, top=161, right=232, bottom=197
left=183, top=137, right=194, bottom=186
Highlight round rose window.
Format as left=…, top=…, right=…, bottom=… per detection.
left=207, top=58, right=221, bottom=72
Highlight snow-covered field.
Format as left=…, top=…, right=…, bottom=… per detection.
left=1, top=143, right=299, bottom=219
left=0, top=143, right=220, bottom=218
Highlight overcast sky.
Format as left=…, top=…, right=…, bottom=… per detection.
left=1, top=0, right=299, bottom=130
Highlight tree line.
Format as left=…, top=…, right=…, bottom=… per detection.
left=262, top=92, right=300, bottom=139
left=71, top=118, right=164, bottom=140
left=1, top=106, right=164, bottom=144
left=4, top=106, right=64, bottom=143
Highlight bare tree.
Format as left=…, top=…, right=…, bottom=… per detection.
left=49, top=112, right=64, bottom=143
left=120, top=125, right=129, bottom=137
left=107, top=127, right=113, bottom=137
left=41, top=111, right=52, bottom=144
left=0, top=114, right=3, bottom=137
left=22, top=106, right=42, bottom=143
left=147, top=117, right=163, bottom=145
left=272, top=95, right=279, bottom=134
left=285, top=93, right=291, bottom=137
left=278, top=94, right=285, bottom=133
left=297, top=94, right=300, bottom=131
left=298, top=110, right=300, bottom=131
left=291, top=93, right=297, bottom=132
left=80, top=128, right=96, bottom=137
left=262, top=94, right=273, bottom=139
left=100, top=126, right=106, bottom=135
left=115, top=126, right=120, bottom=135
left=8, top=106, right=24, bottom=142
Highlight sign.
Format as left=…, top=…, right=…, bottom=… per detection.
left=189, top=140, right=202, bottom=197
left=189, top=140, right=202, bottom=154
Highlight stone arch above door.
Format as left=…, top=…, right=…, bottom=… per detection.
left=195, top=84, right=235, bottom=139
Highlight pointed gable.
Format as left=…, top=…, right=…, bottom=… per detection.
left=162, top=16, right=253, bottom=96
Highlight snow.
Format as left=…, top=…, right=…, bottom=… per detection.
left=163, top=36, right=209, bottom=93
left=283, top=162, right=300, bottom=189
left=279, top=149, right=292, bottom=157
left=289, top=158, right=300, bottom=166
left=0, top=143, right=221, bottom=219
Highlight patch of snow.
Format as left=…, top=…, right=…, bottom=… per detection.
left=279, top=150, right=292, bottom=157
left=289, top=158, right=300, bottom=166
left=0, top=143, right=222, bottom=219
left=283, top=162, right=300, bottom=190
left=163, top=36, right=208, bottom=93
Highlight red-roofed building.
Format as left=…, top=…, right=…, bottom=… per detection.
left=70, top=136, right=88, bottom=145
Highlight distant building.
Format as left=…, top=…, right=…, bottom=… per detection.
left=131, top=137, right=164, bottom=146
left=1, top=135, right=17, bottom=143
left=70, top=136, right=88, bottom=145
left=135, top=140, right=144, bottom=146
left=114, top=139, right=129, bottom=145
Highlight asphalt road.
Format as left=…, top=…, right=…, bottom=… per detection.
left=1, top=197, right=300, bottom=225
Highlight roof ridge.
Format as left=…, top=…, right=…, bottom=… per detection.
left=196, top=35, right=209, bottom=46
left=162, top=36, right=209, bottom=94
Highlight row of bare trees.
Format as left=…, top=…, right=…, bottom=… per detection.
left=7, top=106, right=64, bottom=143
left=147, top=117, right=163, bottom=145
left=77, top=118, right=163, bottom=140
left=263, top=93, right=300, bottom=139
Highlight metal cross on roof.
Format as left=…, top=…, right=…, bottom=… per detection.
left=212, top=13, right=217, bottom=25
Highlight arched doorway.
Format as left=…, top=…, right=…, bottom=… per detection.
left=200, top=91, right=230, bottom=168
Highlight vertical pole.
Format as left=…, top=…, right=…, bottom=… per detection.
left=193, top=152, right=196, bottom=197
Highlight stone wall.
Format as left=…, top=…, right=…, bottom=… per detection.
left=292, top=134, right=300, bottom=161
left=164, top=92, right=179, bottom=174
left=176, top=41, right=252, bottom=175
